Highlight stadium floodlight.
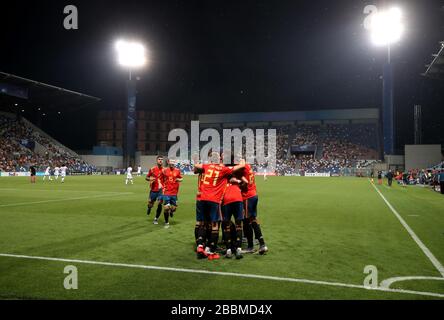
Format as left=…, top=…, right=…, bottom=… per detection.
left=113, top=39, right=147, bottom=167
left=114, top=40, right=147, bottom=69
left=366, top=7, right=405, bottom=156
left=369, top=7, right=404, bottom=47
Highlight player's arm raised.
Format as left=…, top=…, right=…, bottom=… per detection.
left=231, top=159, right=246, bottom=172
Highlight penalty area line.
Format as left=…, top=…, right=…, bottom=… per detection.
left=369, top=180, right=444, bottom=278
left=0, top=253, right=443, bottom=298
left=0, top=192, right=134, bottom=208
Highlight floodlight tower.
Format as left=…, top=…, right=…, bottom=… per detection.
left=368, top=7, right=404, bottom=156
left=115, top=40, right=147, bottom=167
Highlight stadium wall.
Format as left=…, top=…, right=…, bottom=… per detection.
left=384, top=155, right=405, bottom=171
left=80, top=155, right=123, bottom=169
left=135, top=154, right=159, bottom=170
left=199, top=108, right=379, bottom=124
left=405, top=145, right=442, bottom=170
left=77, top=155, right=160, bottom=170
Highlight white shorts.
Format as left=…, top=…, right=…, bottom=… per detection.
left=127, top=174, right=133, bottom=179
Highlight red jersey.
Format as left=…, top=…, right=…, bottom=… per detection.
left=199, top=163, right=233, bottom=203
left=160, top=167, right=182, bottom=196
left=196, top=172, right=203, bottom=200
left=241, top=164, right=257, bottom=200
left=146, top=166, right=163, bottom=192
left=223, top=183, right=243, bottom=205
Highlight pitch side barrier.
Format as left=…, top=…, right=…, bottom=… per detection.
left=0, top=172, right=31, bottom=177
left=282, top=172, right=332, bottom=177
left=0, top=172, right=97, bottom=177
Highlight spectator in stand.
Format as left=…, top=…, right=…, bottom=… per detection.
left=0, top=114, right=95, bottom=173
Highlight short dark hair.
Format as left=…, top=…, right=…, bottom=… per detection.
left=156, top=155, right=163, bottom=160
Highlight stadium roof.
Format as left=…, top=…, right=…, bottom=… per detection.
left=423, top=41, right=444, bottom=80
left=0, top=71, right=101, bottom=110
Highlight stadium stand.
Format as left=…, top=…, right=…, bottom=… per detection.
left=174, top=121, right=380, bottom=176
left=0, top=112, right=95, bottom=173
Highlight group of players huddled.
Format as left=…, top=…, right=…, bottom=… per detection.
left=145, top=152, right=268, bottom=260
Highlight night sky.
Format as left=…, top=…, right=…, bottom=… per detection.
left=1, top=0, right=443, bottom=150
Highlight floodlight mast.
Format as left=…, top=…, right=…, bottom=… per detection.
left=115, top=40, right=147, bottom=167
left=368, top=7, right=404, bottom=157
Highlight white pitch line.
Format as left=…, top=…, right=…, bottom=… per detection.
left=380, top=276, right=444, bottom=289
left=0, top=192, right=133, bottom=208
left=0, top=253, right=443, bottom=298
left=370, top=181, right=444, bottom=278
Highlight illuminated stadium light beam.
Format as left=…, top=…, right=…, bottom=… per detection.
left=366, top=7, right=405, bottom=156
left=114, top=39, right=148, bottom=167
left=114, top=40, right=147, bottom=69
left=369, top=7, right=404, bottom=48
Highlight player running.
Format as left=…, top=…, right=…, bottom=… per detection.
left=137, top=165, right=142, bottom=177
left=126, top=166, right=134, bottom=185
left=194, top=152, right=245, bottom=260
left=146, top=156, right=164, bottom=217
left=43, top=166, right=52, bottom=181
left=155, top=159, right=183, bottom=228
left=54, top=166, right=60, bottom=180
left=60, top=165, right=67, bottom=183
left=241, top=162, right=268, bottom=255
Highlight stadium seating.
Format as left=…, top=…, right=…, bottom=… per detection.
left=176, top=122, right=379, bottom=176
left=0, top=113, right=95, bottom=173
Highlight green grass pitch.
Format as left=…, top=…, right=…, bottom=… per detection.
left=0, top=175, right=443, bottom=300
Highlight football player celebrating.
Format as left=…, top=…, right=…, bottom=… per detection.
left=146, top=156, right=164, bottom=217
left=194, top=164, right=204, bottom=247
left=157, top=158, right=183, bottom=228
left=221, top=176, right=244, bottom=259
left=241, top=162, right=268, bottom=255
left=193, top=152, right=245, bottom=260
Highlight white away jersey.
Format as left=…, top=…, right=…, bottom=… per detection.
left=127, top=167, right=133, bottom=177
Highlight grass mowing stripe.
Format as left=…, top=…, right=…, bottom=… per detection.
left=0, top=192, right=134, bottom=208
left=369, top=180, right=444, bottom=278
left=0, top=253, right=443, bottom=299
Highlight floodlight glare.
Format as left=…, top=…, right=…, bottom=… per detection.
left=369, top=7, right=404, bottom=46
left=115, top=40, right=147, bottom=68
